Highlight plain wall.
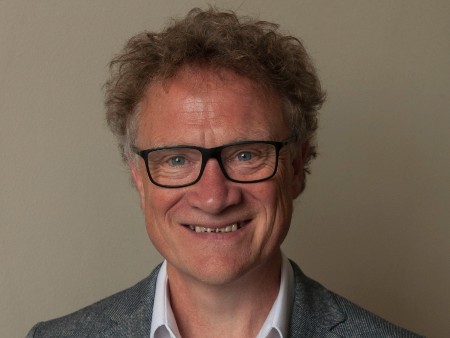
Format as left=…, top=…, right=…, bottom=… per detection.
left=1, top=1, right=449, bottom=337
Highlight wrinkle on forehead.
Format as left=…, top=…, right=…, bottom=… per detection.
left=138, top=66, right=288, bottom=147
left=181, top=96, right=216, bottom=123
left=170, top=67, right=279, bottom=119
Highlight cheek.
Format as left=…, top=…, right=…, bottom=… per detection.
left=250, top=180, right=292, bottom=254
left=141, top=185, right=189, bottom=239
left=272, top=164, right=295, bottom=229
left=143, top=183, right=177, bottom=212
left=252, top=173, right=293, bottom=231
left=141, top=189, right=179, bottom=257
left=141, top=186, right=175, bottom=233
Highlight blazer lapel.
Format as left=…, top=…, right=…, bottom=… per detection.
left=289, top=261, right=346, bottom=338
left=100, top=264, right=161, bottom=337
left=86, top=262, right=345, bottom=337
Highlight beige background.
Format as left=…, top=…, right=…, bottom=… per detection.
left=1, top=1, right=449, bottom=337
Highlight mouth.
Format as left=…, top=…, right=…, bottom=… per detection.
left=185, top=222, right=244, bottom=233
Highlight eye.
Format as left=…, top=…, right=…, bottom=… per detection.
left=169, top=156, right=186, bottom=166
left=237, top=151, right=253, bottom=161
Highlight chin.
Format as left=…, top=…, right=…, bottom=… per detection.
left=175, top=254, right=258, bottom=286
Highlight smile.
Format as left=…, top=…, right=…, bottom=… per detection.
left=187, top=223, right=241, bottom=233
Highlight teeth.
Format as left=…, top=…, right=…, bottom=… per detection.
left=189, top=224, right=239, bottom=233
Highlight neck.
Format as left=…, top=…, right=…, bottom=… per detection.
left=166, top=252, right=282, bottom=338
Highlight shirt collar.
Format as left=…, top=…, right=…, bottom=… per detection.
left=150, top=261, right=180, bottom=338
left=256, top=253, right=295, bottom=338
left=150, top=255, right=294, bottom=338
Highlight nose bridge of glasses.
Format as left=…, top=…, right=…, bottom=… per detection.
left=199, top=146, right=228, bottom=176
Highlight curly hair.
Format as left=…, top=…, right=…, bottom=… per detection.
left=104, top=7, right=325, bottom=190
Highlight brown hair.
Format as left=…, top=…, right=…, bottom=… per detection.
left=104, top=7, right=325, bottom=189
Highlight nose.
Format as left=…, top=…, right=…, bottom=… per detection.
left=186, top=159, right=242, bottom=214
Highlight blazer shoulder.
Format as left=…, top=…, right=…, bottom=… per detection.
left=289, top=261, right=424, bottom=337
left=25, top=265, right=161, bottom=338
left=331, top=292, right=424, bottom=337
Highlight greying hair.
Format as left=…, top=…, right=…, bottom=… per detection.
left=104, top=7, right=325, bottom=189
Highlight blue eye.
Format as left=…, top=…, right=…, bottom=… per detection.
left=237, top=151, right=253, bottom=161
left=169, top=156, right=186, bottom=166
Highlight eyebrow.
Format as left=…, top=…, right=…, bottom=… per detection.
left=144, top=131, right=279, bottom=149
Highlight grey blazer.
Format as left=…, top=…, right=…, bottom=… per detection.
left=26, top=261, right=423, bottom=337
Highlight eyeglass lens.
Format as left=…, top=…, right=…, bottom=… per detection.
left=146, top=142, right=278, bottom=187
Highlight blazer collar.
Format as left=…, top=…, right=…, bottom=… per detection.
left=100, top=264, right=161, bottom=337
left=289, top=261, right=346, bottom=337
left=97, top=261, right=346, bottom=338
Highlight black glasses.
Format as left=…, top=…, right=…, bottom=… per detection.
left=133, top=137, right=296, bottom=188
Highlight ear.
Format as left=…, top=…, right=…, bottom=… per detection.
left=129, top=160, right=146, bottom=209
left=291, top=142, right=309, bottom=199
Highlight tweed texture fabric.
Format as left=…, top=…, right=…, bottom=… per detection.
left=26, top=261, right=423, bottom=337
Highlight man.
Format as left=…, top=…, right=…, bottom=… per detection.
left=27, top=8, right=422, bottom=338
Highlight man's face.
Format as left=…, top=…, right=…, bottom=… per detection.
left=130, top=67, right=305, bottom=286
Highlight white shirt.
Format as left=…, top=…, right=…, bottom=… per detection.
left=150, top=254, right=294, bottom=338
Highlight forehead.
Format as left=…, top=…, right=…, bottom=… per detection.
left=136, top=66, right=288, bottom=147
